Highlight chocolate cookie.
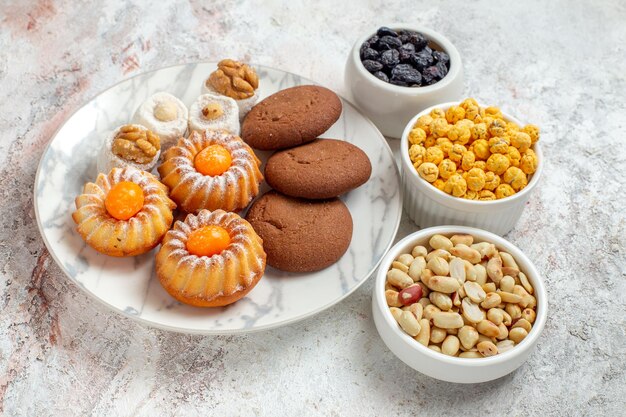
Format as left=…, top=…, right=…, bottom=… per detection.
left=241, top=85, right=342, bottom=150
left=264, top=138, right=372, bottom=199
left=245, top=191, right=352, bottom=272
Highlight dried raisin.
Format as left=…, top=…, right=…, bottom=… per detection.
left=380, top=49, right=400, bottom=68
left=362, top=59, right=383, bottom=73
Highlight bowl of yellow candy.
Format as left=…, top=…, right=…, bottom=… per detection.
left=400, top=98, right=543, bottom=235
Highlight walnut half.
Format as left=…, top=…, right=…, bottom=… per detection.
left=208, top=59, right=259, bottom=100
left=112, top=125, right=160, bottom=164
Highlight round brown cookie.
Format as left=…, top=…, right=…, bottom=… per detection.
left=264, top=138, right=372, bottom=199
left=245, top=191, right=353, bottom=272
left=241, top=85, right=342, bottom=150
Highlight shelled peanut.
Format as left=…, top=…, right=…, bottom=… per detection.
left=385, top=233, right=537, bottom=358
left=407, top=98, right=540, bottom=200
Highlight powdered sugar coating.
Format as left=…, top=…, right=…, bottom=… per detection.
left=132, top=92, right=188, bottom=150
left=202, top=82, right=258, bottom=122
left=158, top=129, right=263, bottom=213
left=188, top=93, right=240, bottom=135
left=72, top=166, right=176, bottom=256
left=96, top=124, right=161, bottom=175
left=156, top=209, right=266, bottom=303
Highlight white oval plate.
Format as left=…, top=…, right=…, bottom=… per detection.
left=34, top=63, right=402, bottom=334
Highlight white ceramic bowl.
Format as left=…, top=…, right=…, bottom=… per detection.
left=345, top=24, right=463, bottom=138
left=372, top=226, right=547, bottom=383
left=400, top=102, right=544, bottom=236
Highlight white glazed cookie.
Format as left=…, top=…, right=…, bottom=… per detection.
left=132, top=92, right=188, bottom=150
left=202, top=82, right=258, bottom=121
left=96, top=124, right=161, bottom=174
left=188, top=93, right=240, bottom=135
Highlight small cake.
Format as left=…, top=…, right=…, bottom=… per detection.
left=202, top=59, right=259, bottom=121
left=156, top=209, right=266, bottom=307
left=241, top=85, right=342, bottom=150
left=188, top=93, right=240, bottom=135
left=132, top=92, right=188, bottom=150
left=72, top=166, right=176, bottom=257
left=264, top=138, right=372, bottom=199
left=245, top=191, right=353, bottom=272
left=158, top=129, right=263, bottom=213
left=96, top=124, right=161, bottom=174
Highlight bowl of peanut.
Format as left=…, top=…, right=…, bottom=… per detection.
left=372, top=226, right=547, bottom=383
left=400, top=99, right=543, bottom=235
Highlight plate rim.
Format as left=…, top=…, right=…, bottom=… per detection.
left=33, top=62, right=403, bottom=335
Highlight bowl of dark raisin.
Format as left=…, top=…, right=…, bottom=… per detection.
left=345, top=25, right=463, bottom=138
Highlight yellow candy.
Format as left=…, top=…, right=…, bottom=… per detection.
left=436, top=138, right=453, bottom=156
left=415, top=115, right=434, bottom=135
left=520, top=149, right=539, bottom=174
left=503, top=166, right=528, bottom=191
left=473, top=160, right=487, bottom=171
left=430, top=108, right=446, bottom=119
left=432, top=178, right=446, bottom=190
left=408, top=128, right=427, bottom=145
left=464, top=190, right=479, bottom=200
left=417, top=162, right=439, bottom=183
left=444, top=174, right=467, bottom=197
left=448, top=144, right=466, bottom=163
left=495, top=184, right=515, bottom=199
left=460, top=98, right=479, bottom=109
left=523, top=124, right=540, bottom=144
left=461, top=151, right=476, bottom=171
left=489, top=136, right=510, bottom=154
left=425, top=146, right=445, bottom=165
left=485, top=106, right=503, bottom=119
left=481, top=117, right=494, bottom=134
left=430, top=118, right=450, bottom=138
left=489, top=118, right=507, bottom=137
left=448, top=125, right=471, bottom=145
left=486, top=153, right=510, bottom=175
left=507, top=146, right=521, bottom=167
left=465, top=105, right=481, bottom=122
left=471, top=139, right=490, bottom=160
left=511, top=131, right=532, bottom=153
left=471, top=123, right=488, bottom=141
left=413, top=114, right=433, bottom=135
left=466, top=167, right=487, bottom=191
left=409, top=144, right=426, bottom=165
left=456, top=119, right=474, bottom=129
left=438, top=159, right=457, bottom=180
left=407, top=100, right=540, bottom=202
left=478, top=190, right=496, bottom=200
left=483, top=171, right=501, bottom=191
left=446, top=106, right=466, bottom=124
left=505, top=122, right=520, bottom=134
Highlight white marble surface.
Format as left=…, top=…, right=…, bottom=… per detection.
left=1, top=0, right=625, bottom=415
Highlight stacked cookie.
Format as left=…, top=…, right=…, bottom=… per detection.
left=242, top=85, right=373, bottom=272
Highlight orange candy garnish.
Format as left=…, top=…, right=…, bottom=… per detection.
left=194, top=144, right=232, bottom=176
left=104, top=181, right=144, bottom=220
left=186, top=225, right=231, bottom=257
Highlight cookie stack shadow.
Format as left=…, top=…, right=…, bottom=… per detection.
left=241, top=85, right=373, bottom=273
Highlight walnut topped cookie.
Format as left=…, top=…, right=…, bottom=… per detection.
left=96, top=124, right=161, bottom=174
left=202, top=59, right=259, bottom=121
